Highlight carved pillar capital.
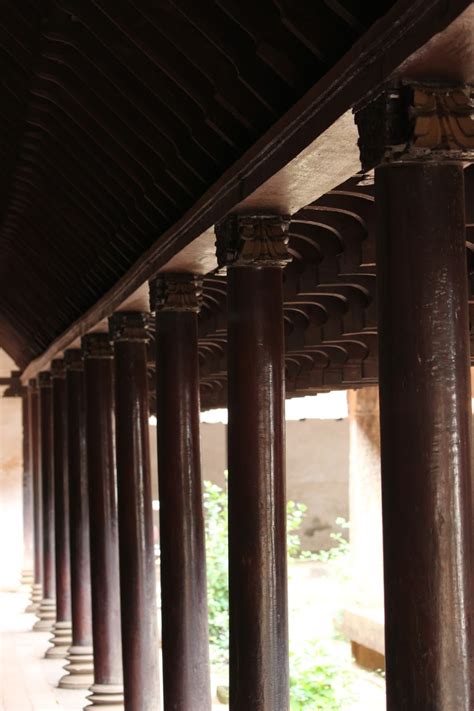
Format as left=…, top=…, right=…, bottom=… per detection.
left=149, top=274, right=203, bottom=313
left=50, top=359, right=65, bottom=379
left=3, top=370, right=23, bottom=397
left=38, top=371, right=52, bottom=388
left=82, top=332, right=113, bottom=359
left=109, top=312, right=150, bottom=342
left=64, top=349, right=84, bottom=372
left=215, top=214, right=291, bottom=269
left=355, top=83, right=474, bottom=170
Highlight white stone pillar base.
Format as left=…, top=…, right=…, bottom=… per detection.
left=45, top=620, right=73, bottom=658
left=32, top=597, right=56, bottom=631
left=26, top=582, right=42, bottom=613
left=84, top=683, right=124, bottom=710
left=31, top=582, right=43, bottom=603
left=21, top=568, right=34, bottom=586
left=59, top=646, right=94, bottom=689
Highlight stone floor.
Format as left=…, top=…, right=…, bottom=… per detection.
left=0, top=590, right=225, bottom=711
left=0, top=590, right=88, bottom=710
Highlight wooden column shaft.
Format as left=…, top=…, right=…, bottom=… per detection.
left=29, top=381, right=42, bottom=587
left=38, top=372, right=55, bottom=601
left=152, top=276, right=211, bottom=711
left=110, top=312, right=160, bottom=711
left=83, top=334, right=123, bottom=687
left=376, top=161, right=474, bottom=710
left=65, top=351, right=93, bottom=648
left=51, top=361, right=71, bottom=623
left=217, top=214, right=290, bottom=711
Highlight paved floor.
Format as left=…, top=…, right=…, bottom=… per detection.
left=0, top=591, right=225, bottom=711
left=0, top=590, right=88, bottom=710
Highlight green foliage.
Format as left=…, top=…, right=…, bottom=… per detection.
left=290, top=640, right=351, bottom=711
left=203, top=480, right=229, bottom=666
left=203, top=477, right=353, bottom=709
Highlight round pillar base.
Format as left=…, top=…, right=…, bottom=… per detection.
left=59, top=646, right=94, bottom=689
left=45, top=620, right=72, bottom=658
left=31, top=582, right=43, bottom=603
left=84, top=683, right=124, bottom=710
left=33, top=598, right=56, bottom=632
left=21, top=569, right=34, bottom=586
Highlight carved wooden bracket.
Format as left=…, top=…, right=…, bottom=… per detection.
left=215, top=214, right=291, bottom=269
left=2, top=370, right=24, bottom=397
left=64, top=348, right=84, bottom=371
left=51, top=359, right=66, bottom=378
left=109, top=312, right=151, bottom=342
left=149, top=274, right=203, bottom=313
left=82, top=332, right=113, bottom=359
left=38, top=370, right=52, bottom=387
left=355, top=83, right=474, bottom=170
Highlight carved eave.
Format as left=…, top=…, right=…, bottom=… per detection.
left=215, top=214, right=292, bottom=269
left=150, top=274, right=203, bottom=313
left=355, top=83, right=474, bottom=170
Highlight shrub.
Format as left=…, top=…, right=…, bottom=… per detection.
left=203, top=478, right=351, bottom=709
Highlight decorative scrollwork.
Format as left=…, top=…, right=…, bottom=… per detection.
left=215, top=214, right=291, bottom=268
left=355, top=83, right=474, bottom=168
left=149, top=274, right=203, bottom=313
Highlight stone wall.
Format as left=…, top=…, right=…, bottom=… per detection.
left=199, top=417, right=350, bottom=551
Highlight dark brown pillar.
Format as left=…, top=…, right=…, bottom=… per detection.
left=46, top=360, right=72, bottom=658
left=83, top=333, right=124, bottom=710
left=21, top=390, right=35, bottom=591
left=109, top=312, right=160, bottom=711
left=33, top=372, right=56, bottom=631
left=60, top=349, right=94, bottom=689
left=29, top=379, right=43, bottom=614
left=358, top=84, right=474, bottom=710
left=150, top=275, right=211, bottom=711
left=215, top=215, right=290, bottom=711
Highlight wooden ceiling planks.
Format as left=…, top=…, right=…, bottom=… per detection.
left=4, top=1, right=469, bottom=371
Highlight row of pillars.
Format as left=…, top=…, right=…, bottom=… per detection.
left=22, top=248, right=288, bottom=711
left=19, top=83, right=474, bottom=711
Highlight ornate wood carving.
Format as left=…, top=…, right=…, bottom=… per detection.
left=215, top=214, right=291, bottom=269
left=50, top=359, right=65, bottom=378
left=109, top=312, right=151, bottom=342
left=149, top=274, right=203, bottom=313
left=356, top=83, right=474, bottom=169
left=38, top=371, right=52, bottom=388
left=64, top=349, right=84, bottom=371
left=82, top=332, right=113, bottom=359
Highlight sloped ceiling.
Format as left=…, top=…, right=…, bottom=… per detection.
left=0, top=0, right=395, bottom=367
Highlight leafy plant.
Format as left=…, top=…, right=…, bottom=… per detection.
left=290, top=640, right=351, bottom=711
left=203, top=477, right=352, bottom=709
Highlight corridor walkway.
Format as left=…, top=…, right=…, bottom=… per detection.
left=0, top=591, right=88, bottom=711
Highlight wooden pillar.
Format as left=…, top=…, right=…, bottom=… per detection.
left=215, top=215, right=290, bottom=711
left=21, top=390, right=34, bottom=590
left=28, top=379, right=43, bottom=614
left=109, top=312, right=160, bottom=711
left=357, top=84, right=474, bottom=710
left=33, top=372, right=56, bottom=631
left=150, top=275, right=211, bottom=711
left=46, top=359, right=72, bottom=658
left=83, top=333, right=124, bottom=710
left=60, top=349, right=94, bottom=689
